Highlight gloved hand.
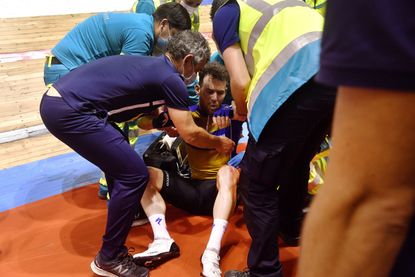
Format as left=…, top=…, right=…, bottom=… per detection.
left=213, top=105, right=234, bottom=129
left=213, top=105, right=234, bottom=118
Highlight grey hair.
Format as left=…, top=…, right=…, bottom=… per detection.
left=167, top=30, right=211, bottom=65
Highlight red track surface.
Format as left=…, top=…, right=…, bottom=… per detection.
left=0, top=184, right=299, bottom=276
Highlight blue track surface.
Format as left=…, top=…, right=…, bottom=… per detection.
left=0, top=133, right=160, bottom=212
left=0, top=120, right=247, bottom=213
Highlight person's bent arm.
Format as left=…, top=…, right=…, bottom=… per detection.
left=168, top=107, right=234, bottom=155
left=222, top=43, right=251, bottom=116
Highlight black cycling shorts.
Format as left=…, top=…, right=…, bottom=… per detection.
left=160, top=170, right=218, bottom=215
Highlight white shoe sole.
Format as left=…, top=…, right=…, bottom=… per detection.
left=90, top=261, right=118, bottom=277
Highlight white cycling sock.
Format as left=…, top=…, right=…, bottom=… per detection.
left=149, top=214, right=171, bottom=240
left=206, top=218, right=228, bottom=253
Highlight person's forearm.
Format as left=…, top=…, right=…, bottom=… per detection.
left=299, top=87, right=415, bottom=277
left=180, top=125, right=221, bottom=149
left=222, top=44, right=250, bottom=116
left=230, top=78, right=248, bottom=116
left=300, top=184, right=413, bottom=277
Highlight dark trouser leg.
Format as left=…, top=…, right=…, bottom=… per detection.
left=40, top=95, right=148, bottom=260
left=231, top=120, right=244, bottom=157
left=278, top=116, right=333, bottom=237
left=239, top=79, right=336, bottom=276
left=239, top=152, right=282, bottom=277
left=390, top=215, right=415, bottom=276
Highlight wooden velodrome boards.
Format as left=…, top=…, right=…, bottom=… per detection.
left=0, top=6, right=213, bottom=169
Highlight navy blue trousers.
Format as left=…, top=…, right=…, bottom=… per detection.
left=390, top=216, right=415, bottom=277
left=239, top=78, right=336, bottom=277
left=40, top=94, right=149, bottom=260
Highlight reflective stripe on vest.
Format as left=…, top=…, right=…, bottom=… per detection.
left=249, top=31, right=321, bottom=112
left=243, top=0, right=309, bottom=76
left=235, top=0, right=323, bottom=140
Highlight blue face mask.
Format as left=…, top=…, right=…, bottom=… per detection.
left=156, top=37, right=169, bottom=53
left=156, top=25, right=171, bottom=53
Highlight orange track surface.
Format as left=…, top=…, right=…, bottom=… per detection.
left=0, top=184, right=299, bottom=276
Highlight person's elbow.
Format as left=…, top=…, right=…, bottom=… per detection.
left=239, top=75, right=251, bottom=91
left=233, top=74, right=249, bottom=91
left=233, top=73, right=250, bottom=97
left=180, top=129, right=199, bottom=145
left=178, top=126, right=206, bottom=147
left=232, top=80, right=249, bottom=115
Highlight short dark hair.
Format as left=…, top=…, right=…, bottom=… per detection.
left=199, top=62, right=229, bottom=86
left=210, top=0, right=234, bottom=20
left=154, top=2, right=191, bottom=31
left=167, top=30, right=211, bottom=65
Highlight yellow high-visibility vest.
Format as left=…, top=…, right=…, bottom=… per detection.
left=304, top=0, right=326, bottom=16
left=226, top=0, right=324, bottom=140
left=191, top=8, right=200, bottom=31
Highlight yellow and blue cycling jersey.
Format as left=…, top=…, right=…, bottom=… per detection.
left=186, top=105, right=232, bottom=180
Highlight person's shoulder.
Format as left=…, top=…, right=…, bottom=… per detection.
left=215, top=1, right=240, bottom=18
left=213, top=1, right=240, bottom=53
left=120, top=54, right=146, bottom=61
left=159, top=63, right=186, bottom=93
left=111, top=12, right=152, bottom=25
left=225, top=1, right=240, bottom=10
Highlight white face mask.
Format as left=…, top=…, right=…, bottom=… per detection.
left=181, top=57, right=196, bottom=85
left=181, top=1, right=197, bottom=15
left=184, top=72, right=197, bottom=85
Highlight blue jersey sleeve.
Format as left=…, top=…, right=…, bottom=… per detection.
left=133, top=0, right=156, bottom=15
left=162, top=75, right=190, bottom=110
left=121, top=27, right=153, bottom=56
left=212, top=2, right=240, bottom=54
left=210, top=51, right=225, bottom=65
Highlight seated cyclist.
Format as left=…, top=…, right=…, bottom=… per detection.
left=134, top=62, right=241, bottom=277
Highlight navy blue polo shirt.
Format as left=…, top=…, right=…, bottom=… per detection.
left=317, top=0, right=415, bottom=91
left=212, top=1, right=240, bottom=54
left=53, top=55, right=189, bottom=122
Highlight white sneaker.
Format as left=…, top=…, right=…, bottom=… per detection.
left=201, top=249, right=222, bottom=277
left=133, top=239, right=180, bottom=268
